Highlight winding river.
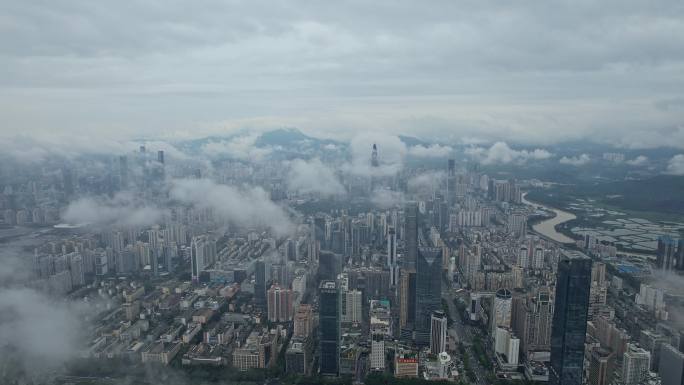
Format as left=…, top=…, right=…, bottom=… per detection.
left=522, top=193, right=577, bottom=244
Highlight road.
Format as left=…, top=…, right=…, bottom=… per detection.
left=443, top=286, right=491, bottom=385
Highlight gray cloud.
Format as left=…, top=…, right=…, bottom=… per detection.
left=665, top=154, right=684, bottom=175
left=201, top=134, right=272, bottom=161
left=408, top=144, right=453, bottom=158
left=169, top=178, right=294, bottom=235
left=407, top=171, right=445, bottom=195
left=559, top=154, right=591, bottom=166
left=62, top=192, right=166, bottom=228
left=370, top=188, right=405, bottom=209
left=466, top=141, right=552, bottom=165
left=3, top=2, right=682, bottom=146
left=287, top=158, right=345, bottom=197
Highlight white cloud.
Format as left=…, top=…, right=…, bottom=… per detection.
left=665, top=154, right=684, bottom=175
left=626, top=155, right=649, bottom=166
left=201, top=134, right=272, bottom=161
left=408, top=144, right=453, bottom=158
left=287, top=158, right=345, bottom=197
left=407, top=171, right=445, bottom=194
left=465, top=141, right=552, bottom=165
left=169, top=179, right=294, bottom=236
left=370, top=188, right=404, bottom=209
left=559, top=154, right=591, bottom=166
left=342, top=133, right=406, bottom=177
left=62, top=192, right=165, bottom=228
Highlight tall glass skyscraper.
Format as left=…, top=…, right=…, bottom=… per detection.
left=415, top=246, right=442, bottom=346
left=319, top=280, right=340, bottom=376
left=254, top=260, right=266, bottom=309
left=550, top=252, right=592, bottom=385
left=404, top=202, right=419, bottom=270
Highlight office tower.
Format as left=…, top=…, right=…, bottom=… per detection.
left=415, top=247, right=442, bottom=346
left=430, top=310, right=448, bottom=354
left=657, top=236, right=678, bottom=271
left=286, top=341, right=308, bottom=375
left=319, top=251, right=341, bottom=281
left=254, top=260, right=266, bottom=309
left=319, top=281, right=340, bottom=376
left=641, top=330, right=671, bottom=371
left=371, top=333, right=385, bottom=370
left=591, top=262, right=606, bottom=285
left=404, top=202, right=419, bottom=270
left=623, top=343, right=651, bottom=385
left=508, top=213, right=527, bottom=238
left=371, top=143, right=379, bottom=167
left=267, top=284, right=293, bottom=323
left=588, top=347, right=615, bottom=385
left=387, top=227, right=398, bottom=287
left=549, top=253, right=592, bottom=385
left=313, top=215, right=326, bottom=249
left=399, top=268, right=416, bottom=332
left=341, top=289, right=362, bottom=323
left=492, top=288, right=513, bottom=337
left=157, top=150, right=164, bottom=164
left=660, top=344, right=684, bottom=385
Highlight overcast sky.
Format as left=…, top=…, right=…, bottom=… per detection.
left=1, top=1, right=683, bottom=147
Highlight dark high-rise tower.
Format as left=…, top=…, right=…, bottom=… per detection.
left=371, top=143, right=379, bottom=167
left=157, top=150, right=164, bottom=164
left=119, top=155, right=129, bottom=189
left=254, top=260, right=266, bottom=309
left=319, top=280, right=340, bottom=376
left=415, top=247, right=442, bottom=346
left=404, top=202, right=419, bottom=270
left=550, top=252, right=592, bottom=385
left=657, top=236, right=678, bottom=271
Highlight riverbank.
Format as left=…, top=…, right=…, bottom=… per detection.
left=522, top=193, right=577, bottom=244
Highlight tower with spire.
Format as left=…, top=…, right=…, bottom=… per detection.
left=371, top=144, right=379, bottom=167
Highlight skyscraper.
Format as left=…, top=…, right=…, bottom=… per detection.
left=492, top=288, right=513, bottom=337
left=190, top=235, right=216, bottom=283
left=387, top=226, right=398, bottom=288
left=399, top=268, right=416, bottom=334
left=430, top=310, right=448, bottom=354
left=415, top=247, right=442, bottom=346
left=659, top=343, right=684, bottom=385
left=623, top=343, right=651, bottom=385
left=254, top=260, right=266, bottom=309
left=404, top=202, right=419, bottom=270
left=588, top=347, right=615, bottom=385
left=657, top=236, right=679, bottom=271
left=549, top=252, right=592, bottom=385
left=267, top=284, right=293, bottom=323
left=319, top=280, right=340, bottom=376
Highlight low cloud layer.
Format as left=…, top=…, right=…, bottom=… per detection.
left=287, top=158, right=345, bottom=197
left=62, top=192, right=166, bottom=228
left=408, top=144, right=453, bottom=158
left=343, top=133, right=406, bottom=177
left=370, top=188, right=405, bottom=209
left=407, top=171, right=445, bottom=195
left=626, top=155, right=649, bottom=166
left=466, top=142, right=552, bottom=165
left=169, top=179, right=294, bottom=235
left=559, top=154, right=591, bottom=166
left=201, top=134, right=272, bottom=161
left=665, top=154, right=684, bottom=175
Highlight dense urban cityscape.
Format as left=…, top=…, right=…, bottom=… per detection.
left=1, top=133, right=683, bottom=385
left=2, top=2, right=684, bottom=385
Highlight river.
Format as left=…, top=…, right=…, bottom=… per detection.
left=522, top=193, right=577, bottom=244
